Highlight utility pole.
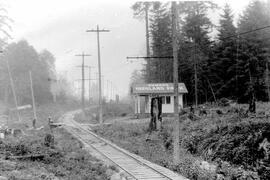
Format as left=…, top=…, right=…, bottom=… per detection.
left=236, top=35, right=239, bottom=104
left=267, top=55, right=270, bottom=102
left=112, top=84, right=115, bottom=101
left=129, top=2, right=178, bottom=163
left=110, top=81, right=113, bottom=101
left=75, top=52, right=91, bottom=111
left=87, top=25, right=110, bottom=124
left=87, top=66, right=94, bottom=104
left=95, top=73, right=104, bottom=97
left=5, top=59, right=21, bottom=121
left=29, top=71, right=37, bottom=121
left=107, top=80, right=110, bottom=101
left=145, top=3, right=150, bottom=57
left=145, top=3, right=151, bottom=81
left=267, top=0, right=270, bottom=102
left=76, top=65, right=94, bottom=105
left=172, top=1, right=180, bottom=165
left=102, top=75, right=104, bottom=100
left=194, top=43, right=198, bottom=107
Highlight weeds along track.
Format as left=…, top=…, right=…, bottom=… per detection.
left=63, top=115, right=187, bottom=180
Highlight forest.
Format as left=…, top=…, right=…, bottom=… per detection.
left=131, top=0, right=270, bottom=105
left=0, top=40, right=72, bottom=106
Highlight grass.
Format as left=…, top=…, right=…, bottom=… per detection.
left=92, top=119, right=216, bottom=179
left=0, top=127, right=116, bottom=179
left=0, top=102, right=118, bottom=179
left=6, top=102, right=79, bottom=131
left=93, top=102, right=270, bottom=180
left=74, top=102, right=133, bottom=124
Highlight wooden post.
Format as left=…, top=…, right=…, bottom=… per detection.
left=82, top=53, right=85, bottom=111
left=89, top=66, right=91, bottom=104
left=134, top=96, right=137, bottom=114
left=194, top=43, right=198, bottom=107
left=75, top=53, right=91, bottom=112
left=266, top=59, right=270, bottom=102
left=86, top=25, right=109, bottom=124
left=29, top=71, right=37, bottom=121
left=172, top=1, right=180, bottom=165
left=5, top=59, right=21, bottom=122
left=267, top=0, right=270, bottom=102
left=145, top=3, right=150, bottom=81
left=97, top=26, right=103, bottom=123
left=137, top=96, right=141, bottom=114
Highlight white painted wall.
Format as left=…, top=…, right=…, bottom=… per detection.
left=137, top=94, right=184, bottom=114
left=162, top=95, right=183, bottom=113
left=145, top=96, right=150, bottom=113
left=162, top=103, right=174, bottom=113
left=178, top=94, right=183, bottom=109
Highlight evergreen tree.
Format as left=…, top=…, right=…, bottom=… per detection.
left=237, top=0, right=270, bottom=102
left=0, top=5, right=12, bottom=103
left=179, top=1, right=217, bottom=104
left=150, top=2, right=172, bottom=83
left=2, top=40, right=53, bottom=104
left=131, top=2, right=154, bottom=82
left=211, top=4, right=237, bottom=100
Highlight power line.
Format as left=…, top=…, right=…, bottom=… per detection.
left=185, top=25, right=270, bottom=48
left=141, top=24, right=270, bottom=55
left=220, top=25, right=270, bottom=42
left=126, top=25, right=270, bottom=82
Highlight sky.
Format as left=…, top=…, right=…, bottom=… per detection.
left=2, top=0, right=252, bottom=99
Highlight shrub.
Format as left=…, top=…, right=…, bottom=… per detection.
left=44, top=133, right=55, bottom=147
left=181, top=119, right=270, bottom=179
left=218, top=98, right=231, bottom=106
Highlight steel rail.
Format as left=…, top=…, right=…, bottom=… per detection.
left=66, top=126, right=138, bottom=180
left=66, top=120, right=176, bottom=180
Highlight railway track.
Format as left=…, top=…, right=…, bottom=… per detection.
left=61, top=112, right=188, bottom=180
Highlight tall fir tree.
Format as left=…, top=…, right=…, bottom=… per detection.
left=150, top=2, right=172, bottom=83
left=131, top=2, right=154, bottom=83
left=2, top=40, right=53, bottom=104
left=237, top=0, right=270, bottom=102
left=179, top=1, right=217, bottom=104
left=210, top=4, right=238, bottom=100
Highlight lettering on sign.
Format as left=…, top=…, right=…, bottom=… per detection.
left=132, top=83, right=188, bottom=94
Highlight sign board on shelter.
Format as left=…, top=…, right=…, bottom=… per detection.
left=132, top=83, right=188, bottom=94
left=10, top=104, right=32, bottom=111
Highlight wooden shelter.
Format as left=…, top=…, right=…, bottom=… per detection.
left=131, top=83, right=188, bottom=114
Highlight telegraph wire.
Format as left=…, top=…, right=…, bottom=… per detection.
left=138, top=24, right=270, bottom=56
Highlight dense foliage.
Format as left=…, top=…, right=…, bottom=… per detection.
left=132, top=0, right=270, bottom=104
left=182, top=118, right=270, bottom=179
left=0, top=6, right=74, bottom=107
left=0, top=40, right=54, bottom=105
left=0, top=128, right=114, bottom=179
left=93, top=112, right=270, bottom=179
